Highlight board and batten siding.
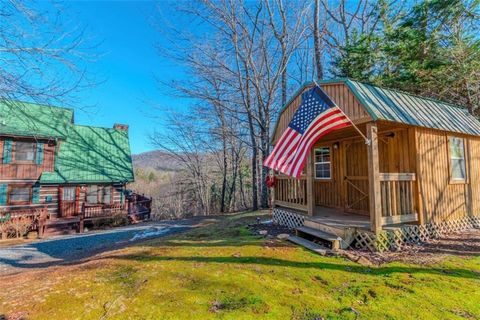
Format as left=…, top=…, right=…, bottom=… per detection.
left=272, top=82, right=371, bottom=144
left=311, top=127, right=415, bottom=214
left=416, top=128, right=480, bottom=223
left=0, top=138, right=56, bottom=180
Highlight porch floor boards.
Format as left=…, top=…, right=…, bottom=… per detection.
left=310, top=206, right=371, bottom=230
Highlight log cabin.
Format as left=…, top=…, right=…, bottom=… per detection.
left=0, top=100, right=151, bottom=238
left=270, top=78, right=480, bottom=251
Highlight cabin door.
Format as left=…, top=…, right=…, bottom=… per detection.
left=342, top=140, right=369, bottom=215
left=59, top=186, right=78, bottom=217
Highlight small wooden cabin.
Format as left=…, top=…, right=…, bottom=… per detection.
left=271, top=79, right=480, bottom=250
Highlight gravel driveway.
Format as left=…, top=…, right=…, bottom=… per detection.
left=0, top=218, right=205, bottom=276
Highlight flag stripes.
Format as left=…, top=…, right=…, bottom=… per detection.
left=264, top=86, right=352, bottom=178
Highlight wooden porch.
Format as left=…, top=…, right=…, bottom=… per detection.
left=273, top=122, right=421, bottom=236
left=0, top=193, right=153, bottom=239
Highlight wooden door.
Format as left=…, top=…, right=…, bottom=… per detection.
left=59, top=186, right=78, bottom=217
left=343, top=140, right=369, bottom=215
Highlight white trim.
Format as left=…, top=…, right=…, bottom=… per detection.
left=314, top=147, right=332, bottom=180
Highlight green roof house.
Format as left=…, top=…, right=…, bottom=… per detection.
left=0, top=101, right=146, bottom=232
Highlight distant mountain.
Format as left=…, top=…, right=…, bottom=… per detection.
left=132, top=150, right=184, bottom=172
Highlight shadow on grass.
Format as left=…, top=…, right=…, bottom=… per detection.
left=111, top=254, right=480, bottom=280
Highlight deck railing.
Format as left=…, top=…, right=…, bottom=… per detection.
left=274, top=175, right=308, bottom=211
left=126, top=194, right=152, bottom=216
left=379, top=173, right=418, bottom=225
left=82, top=203, right=124, bottom=219
left=0, top=206, right=48, bottom=239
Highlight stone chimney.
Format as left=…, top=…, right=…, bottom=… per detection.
left=113, top=123, right=129, bottom=131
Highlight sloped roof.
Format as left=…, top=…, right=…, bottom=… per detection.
left=0, top=100, right=73, bottom=139
left=344, top=79, right=480, bottom=136
left=40, top=125, right=134, bottom=184
left=273, top=79, right=480, bottom=141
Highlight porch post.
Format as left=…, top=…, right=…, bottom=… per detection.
left=306, top=148, right=314, bottom=216
left=367, top=122, right=382, bottom=233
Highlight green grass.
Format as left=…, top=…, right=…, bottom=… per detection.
left=1, top=211, right=479, bottom=319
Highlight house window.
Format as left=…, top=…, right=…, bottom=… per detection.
left=9, top=186, right=31, bottom=205
left=86, top=185, right=98, bottom=204
left=63, top=187, right=76, bottom=201
left=314, top=147, right=331, bottom=179
left=449, top=137, right=466, bottom=181
left=102, top=187, right=111, bottom=204
left=14, top=141, right=36, bottom=162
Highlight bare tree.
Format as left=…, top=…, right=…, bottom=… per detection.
left=0, top=1, right=98, bottom=107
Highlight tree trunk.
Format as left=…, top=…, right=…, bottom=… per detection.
left=313, top=0, right=324, bottom=80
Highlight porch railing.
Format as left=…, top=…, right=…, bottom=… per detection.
left=379, top=173, right=418, bottom=225
left=274, top=175, right=308, bottom=211
left=0, top=206, right=48, bottom=239
left=82, top=203, right=124, bottom=219
left=126, top=194, right=152, bottom=216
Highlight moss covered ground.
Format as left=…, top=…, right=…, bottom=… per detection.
left=0, top=211, right=479, bottom=319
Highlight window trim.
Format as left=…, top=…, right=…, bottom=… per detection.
left=102, top=186, right=112, bottom=204
left=314, top=146, right=332, bottom=181
left=447, top=136, right=468, bottom=184
left=13, top=141, right=37, bottom=164
left=86, top=185, right=99, bottom=204
left=62, top=186, right=76, bottom=202
left=8, top=184, right=32, bottom=205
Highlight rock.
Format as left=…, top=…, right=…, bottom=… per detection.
left=276, top=233, right=290, bottom=240
left=259, top=230, right=268, bottom=235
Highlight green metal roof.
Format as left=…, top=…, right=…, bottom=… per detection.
left=0, top=100, right=73, bottom=139
left=40, top=125, right=134, bottom=184
left=272, top=78, right=480, bottom=142
left=344, top=79, right=480, bottom=136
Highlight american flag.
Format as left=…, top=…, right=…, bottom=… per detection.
left=264, top=86, right=352, bottom=178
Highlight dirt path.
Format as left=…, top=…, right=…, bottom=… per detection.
left=0, top=217, right=216, bottom=276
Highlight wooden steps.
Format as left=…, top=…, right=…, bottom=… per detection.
left=287, top=236, right=329, bottom=255
left=295, top=226, right=342, bottom=250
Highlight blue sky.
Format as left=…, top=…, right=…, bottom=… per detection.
left=64, top=1, right=186, bottom=154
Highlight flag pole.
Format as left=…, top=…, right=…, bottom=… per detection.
left=312, top=79, right=371, bottom=145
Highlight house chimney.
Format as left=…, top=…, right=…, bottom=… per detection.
left=113, top=123, right=129, bottom=131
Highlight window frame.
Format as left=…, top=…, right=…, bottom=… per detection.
left=447, top=136, right=468, bottom=184
left=8, top=185, right=32, bottom=205
left=102, top=186, right=112, bottom=204
left=86, top=185, right=99, bottom=204
left=13, top=141, right=36, bottom=164
left=62, top=187, right=76, bottom=201
left=314, top=146, right=332, bottom=180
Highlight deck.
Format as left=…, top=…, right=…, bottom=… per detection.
left=310, top=206, right=370, bottom=230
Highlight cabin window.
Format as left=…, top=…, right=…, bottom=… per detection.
left=63, top=187, right=76, bottom=201
left=9, top=186, right=31, bottom=205
left=14, top=141, right=36, bottom=162
left=102, top=187, right=111, bottom=204
left=314, top=147, right=331, bottom=180
left=449, top=137, right=466, bottom=181
left=86, top=185, right=98, bottom=204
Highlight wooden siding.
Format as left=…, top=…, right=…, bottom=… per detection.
left=0, top=138, right=56, bottom=180
left=416, top=128, right=477, bottom=223
left=272, top=82, right=371, bottom=144
left=311, top=126, right=415, bottom=215
left=0, top=184, right=125, bottom=219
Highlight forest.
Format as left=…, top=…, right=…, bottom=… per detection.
left=131, top=0, right=480, bottom=219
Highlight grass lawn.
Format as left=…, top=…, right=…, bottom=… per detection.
left=1, top=211, right=479, bottom=319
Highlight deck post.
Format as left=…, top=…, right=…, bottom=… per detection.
left=367, top=122, right=382, bottom=233
left=306, top=148, right=314, bottom=216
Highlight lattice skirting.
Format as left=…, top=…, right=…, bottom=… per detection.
left=354, top=216, right=480, bottom=252
left=272, top=208, right=305, bottom=229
